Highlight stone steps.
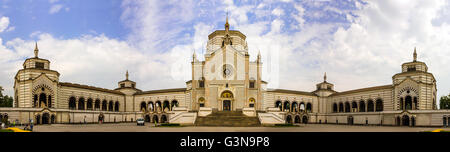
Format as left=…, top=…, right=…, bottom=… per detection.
left=195, top=111, right=261, bottom=127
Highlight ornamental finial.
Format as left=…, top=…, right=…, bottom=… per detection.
left=225, top=11, right=230, bottom=32
left=34, top=42, right=39, bottom=58
left=413, top=47, right=417, bottom=62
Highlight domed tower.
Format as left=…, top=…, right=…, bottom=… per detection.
left=14, top=42, right=60, bottom=108
left=313, top=72, right=336, bottom=97
left=392, top=48, right=437, bottom=110
left=115, top=70, right=139, bottom=95
left=205, top=13, right=249, bottom=58
left=115, top=70, right=140, bottom=112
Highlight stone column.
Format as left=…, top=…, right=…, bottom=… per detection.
left=365, top=102, right=368, bottom=112
left=357, top=102, right=359, bottom=112
left=373, top=103, right=376, bottom=112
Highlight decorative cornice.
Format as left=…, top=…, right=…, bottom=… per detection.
left=59, top=82, right=125, bottom=95
left=266, top=89, right=316, bottom=96
left=329, top=85, right=393, bottom=97
left=135, top=88, right=187, bottom=95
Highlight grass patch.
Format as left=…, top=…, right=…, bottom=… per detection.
left=157, top=123, right=182, bottom=127
left=0, top=129, right=14, bottom=132
left=272, top=124, right=299, bottom=127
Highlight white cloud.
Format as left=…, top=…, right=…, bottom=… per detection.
left=0, top=16, right=10, bottom=33
left=272, top=7, right=284, bottom=16
left=49, top=4, right=63, bottom=14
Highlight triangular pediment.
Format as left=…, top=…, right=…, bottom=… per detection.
left=32, top=73, right=56, bottom=93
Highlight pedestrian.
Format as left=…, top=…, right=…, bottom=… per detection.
left=30, top=119, right=34, bottom=131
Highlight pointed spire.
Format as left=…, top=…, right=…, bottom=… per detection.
left=126, top=70, right=129, bottom=80
left=225, top=11, right=230, bottom=33
left=413, top=47, right=417, bottom=62
left=192, top=50, right=197, bottom=61
left=34, top=41, right=39, bottom=58
left=257, top=50, right=261, bottom=62
left=324, top=72, right=327, bottom=82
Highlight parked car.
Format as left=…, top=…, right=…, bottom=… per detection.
left=136, top=118, right=145, bottom=126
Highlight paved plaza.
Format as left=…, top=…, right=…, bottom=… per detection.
left=30, top=123, right=447, bottom=132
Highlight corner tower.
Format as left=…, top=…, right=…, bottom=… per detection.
left=392, top=48, right=437, bottom=110
left=14, top=42, right=60, bottom=108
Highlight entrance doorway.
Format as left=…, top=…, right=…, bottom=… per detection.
left=402, top=115, right=410, bottom=126
left=223, top=100, right=231, bottom=111
left=42, top=113, right=50, bottom=124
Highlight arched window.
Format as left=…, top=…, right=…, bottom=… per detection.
left=299, top=102, right=305, bottom=112
left=339, top=102, right=344, bottom=113
left=163, top=100, right=170, bottom=112
left=78, top=97, right=85, bottom=110
left=95, top=99, right=100, bottom=110
left=140, top=102, right=147, bottom=112
left=87, top=98, right=93, bottom=110
left=102, top=100, right=107, bottom=111
left=286, top=115, right=292, bottom=124
left=306, top=103, right=312, bottom=113
left=39, top=93, right=47, bottom=107
left=275, top=100, right=282, bottom=111
left=152, top=115, right=159, bottom=123
left=48, top=95, right=52, bottom=108
left=33, top=95, right=38, bottom=107
left=291, top=102, right=298, bottom=112
left=352, top=101, right=357, bottom=112
left=69, top=97, right=76, bottom=110
left=345, top=102, right=350, bottom=113
left=198, top=98, right=205, bottom=108
left=171, top=100, right=178, bottom=110
left=221, top=91, right=233, bottom=98
left=115, top=101, right=119, bottom=112
left=399, top=97, right=404, bottom=110
left=161, top=115, right=168, bottom=123
left=376, top=99, right=383, bottom=111
left=148, top=101, right=154, bottom=112
left=283, top=101, right=290, bottom=112
left=333, top=103, right=338, bottom=113
left=405, top=96, right=413, bottom=110
left=413, top=97, right=418, bottom=110
left=359, top=100, right=365, bottom=112
left=249, top=98, right=255, bottom=108
left=367, top=100, right=374, bottom=112
left=156, top=101, right=162, bottom=111
left=294, top=115, right=301, bottom=123
left=108, top=101, right=113, bottom=111
left=302, top=116, right=308, bottom=124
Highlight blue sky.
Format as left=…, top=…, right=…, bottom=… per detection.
left=0, top=0, right=126, bottom=41
left=1, top=0, right=450, bottom=107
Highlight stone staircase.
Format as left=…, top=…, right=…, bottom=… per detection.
left=195, top=111, right=261, bottom=127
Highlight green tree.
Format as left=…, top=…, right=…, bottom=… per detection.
left=440, top=94, right=450, bottom=109
left=0, top=86, right=13, bottom=107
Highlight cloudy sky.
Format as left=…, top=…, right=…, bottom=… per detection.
left=1, top=0, right=450, bottom=107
